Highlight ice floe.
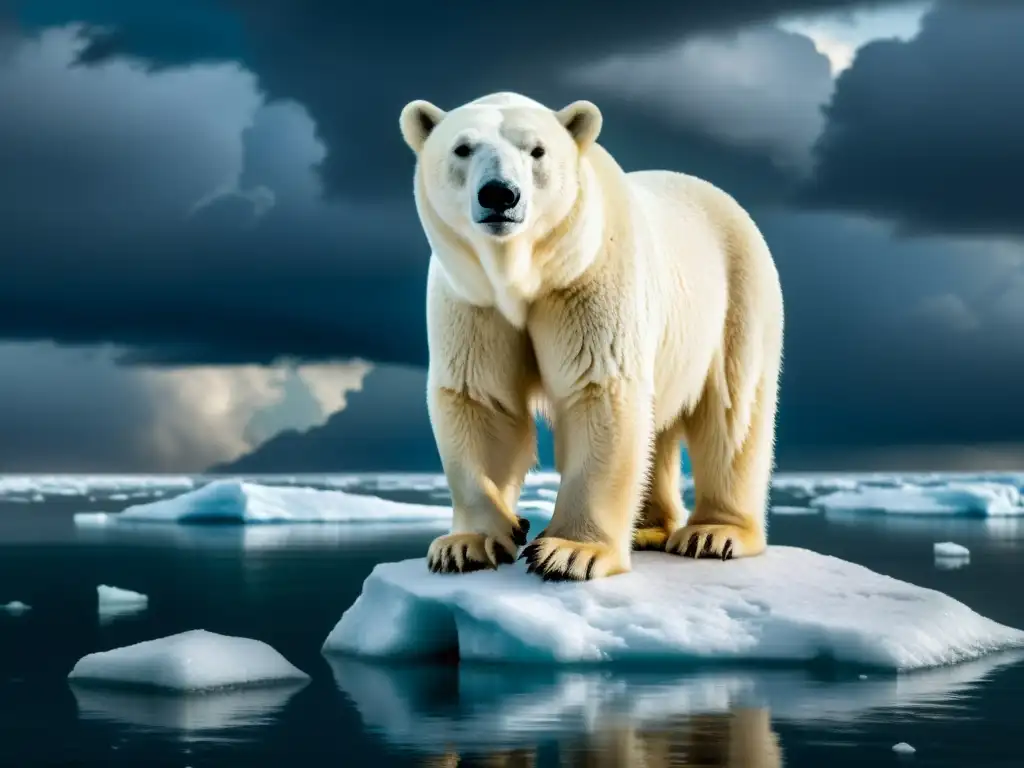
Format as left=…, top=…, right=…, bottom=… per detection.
left=68, top=630, right=309, bottom=692
left=813, top=482, right=1023, bottom=517
left=97, top=585, right=149, bottom=623
left=325, top=546, right=1024, bottom=669
left=74, top=479, right=455, bottom=525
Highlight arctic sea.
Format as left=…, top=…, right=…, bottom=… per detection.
left=1, top=472, right=1023, bottom=767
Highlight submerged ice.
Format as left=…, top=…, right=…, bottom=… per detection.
left=68, top=629, right=309, bottom=692
left=325, top=546, right=1024, bottom=670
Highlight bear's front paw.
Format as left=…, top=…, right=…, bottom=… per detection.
left=519, top=537, right=627, bottom=582
left=665, top=523, right=765, bottom=561
left=426, top=517, right=530, bottom=574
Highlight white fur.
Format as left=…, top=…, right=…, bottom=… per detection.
left=402, top=92, right=785, bottom=580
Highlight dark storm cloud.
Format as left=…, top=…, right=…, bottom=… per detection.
left=804, top=0, right=1024, bottom=236
left=0, top=28, right=427, bottom=366
left=0, top=344, right=158, bottom=471
left=0, top=0, right=856, bottom=367
left=3, top=0, right=1024, bottom=471
left=21, top=0, right=873, bottom=203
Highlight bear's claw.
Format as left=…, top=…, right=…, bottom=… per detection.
left=426, top=517, right=530, bottom=574
left=666, top=523, right=761, bottom=561
left=519, top=537, right=626, bottom=582
left=510, top=516, right=531, bottom=547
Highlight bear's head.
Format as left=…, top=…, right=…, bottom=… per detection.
left=399, top=92, right=602, bottom=243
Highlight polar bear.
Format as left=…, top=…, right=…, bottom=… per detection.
left=400, top=92, right=784, bottom=581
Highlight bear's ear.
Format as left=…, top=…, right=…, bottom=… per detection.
left=400, top=100, right=446, bottom=153
left=556, top=100, right=603, bottom=152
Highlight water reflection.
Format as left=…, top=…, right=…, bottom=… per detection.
left=329, top=653, right=1022, bottom=760
left=410, top=706, right=781, bottom=766
left=97, top=602, right=148, bottom=625
left=70, top=681, right=308, bottom=740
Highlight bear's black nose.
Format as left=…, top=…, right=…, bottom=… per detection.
left=477, top=179, right=521, bottom=212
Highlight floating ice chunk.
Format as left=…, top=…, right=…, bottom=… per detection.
left=97, top=585, right=148, bottom=606
left=892, top=742, right=916, bottom=754
left=73, top=479, right=554, bottom=528
left=77, top=479, right=456, bottom=525
left=97, top=585, right=149, bottom=624
left=770, top=474, right=866, bottom=500
left=2, top=601, right=31, bottom=615
left=74, top=513, right=113, bottom=526
left=933, top=542, right=970, bottom=558
left=324, top=547, right=1024, bottom=669
left=770, top=506, right=819, bottom=515
left=68, top=630, right=309, bottom=692
left=329, top=651, right=1020, bottom=753
left=72, top=682, right=306, bottom=734
left=813, top=482, right=1023, bottom=516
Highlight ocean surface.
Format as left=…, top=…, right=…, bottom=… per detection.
left=1, top=472, right=1023, bottom=767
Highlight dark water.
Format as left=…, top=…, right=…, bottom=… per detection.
left=1, top=474, right=1023, bottom=767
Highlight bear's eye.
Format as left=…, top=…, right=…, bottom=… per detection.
left=530, top=145, right=546, bottom=160
left=453, top=143, right=473, bottom=158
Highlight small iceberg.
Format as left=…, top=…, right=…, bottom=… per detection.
left=934, top=541, right=971, bottom=571
left=813, top=482, right=1023, bottom=516
left=2, top=600, right=31, bottom=616
left=74, top=479, right=456, bottom=525
left=97, top=585, right=149, bottom=624
left=74, top=478, right=554, bottom=529
left=892, top=742, right=916, bottom=754
left=770, top=506, right=819, bottom=515
left=324, top=547, right=1024, bottom=669
left=68, top=629, right=309, bottom=692
left=933, top=542, right=970, bottom=558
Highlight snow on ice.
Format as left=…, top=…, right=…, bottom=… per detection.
left=73, top=479, right=554, bottom=529
left=68, top=630, right=309, bottom=692
left=325, top=546, right=1024, bottom=669
left=75, top=479, right=455, bottom=525
left=933, top=542, right=970, bottom=558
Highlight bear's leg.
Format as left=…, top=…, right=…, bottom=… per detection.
left=427, top=386, right=537, bottom=573
left=667, top=365, right=779, bottom=560
left=633, top=421, right=687, bottom=551
left=520, top=381, right=654, bottom=581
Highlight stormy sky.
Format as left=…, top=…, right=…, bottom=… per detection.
left=1, top=0, right=1022, bottom=472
